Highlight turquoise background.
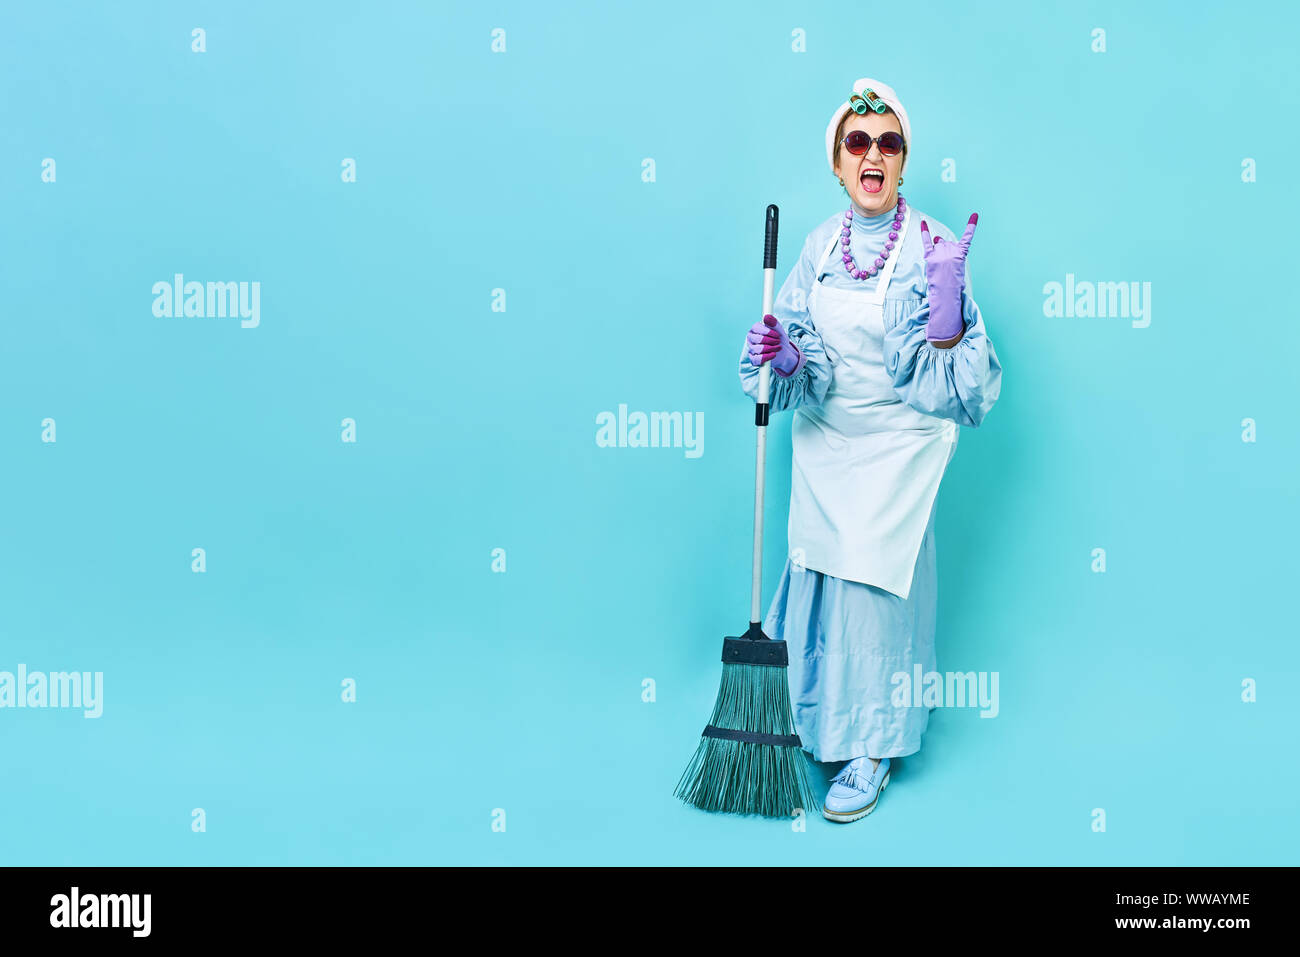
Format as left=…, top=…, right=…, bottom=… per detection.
left=2, top=0, right=1297, bottom=865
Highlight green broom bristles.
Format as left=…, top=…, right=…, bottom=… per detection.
left=675, top=661, right=818, bottom=818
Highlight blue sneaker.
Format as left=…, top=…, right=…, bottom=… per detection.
left=822, top=756, right=891, bottom=823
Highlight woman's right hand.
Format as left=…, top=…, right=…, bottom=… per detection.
left=746, top=314, right=802, bottom=377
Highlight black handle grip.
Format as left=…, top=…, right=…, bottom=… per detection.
left=763, top=204, right=779, bottom=270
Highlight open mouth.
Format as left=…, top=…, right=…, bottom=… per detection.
left=859, top=168, right=885, bottom=194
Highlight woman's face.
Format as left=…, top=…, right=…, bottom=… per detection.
left=833, top=110, right=905, bottom=217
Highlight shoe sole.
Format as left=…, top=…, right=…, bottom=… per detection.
left=821, top=771, right=890, bottom=823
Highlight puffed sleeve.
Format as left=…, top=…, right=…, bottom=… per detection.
left=882, top=264, right=1003, bottom=428
left=738, top=231, right=834, bottom=413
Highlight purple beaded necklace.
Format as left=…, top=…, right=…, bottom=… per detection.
left=840, top=195, right=906, bottom=280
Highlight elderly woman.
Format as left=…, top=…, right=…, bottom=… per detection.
left=739, top=77, right=1002, bottom=823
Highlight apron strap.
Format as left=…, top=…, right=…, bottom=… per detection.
left=814, top=230, right=841, bottom=279
left=813, top=208, right=912, bottom=304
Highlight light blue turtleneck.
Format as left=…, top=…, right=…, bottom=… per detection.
left=822, top=201, right=920, bottom=291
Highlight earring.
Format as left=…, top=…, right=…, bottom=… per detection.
left=899, top=177, right=904, bottom=185
left=838, top=177, right=845, bottom=186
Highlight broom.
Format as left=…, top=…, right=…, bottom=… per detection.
left=675, top=204, right=818, bottom=818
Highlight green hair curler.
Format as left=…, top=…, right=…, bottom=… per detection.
left=849, top=89, right=887, bottom=115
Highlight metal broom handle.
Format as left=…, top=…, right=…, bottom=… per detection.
left=750, top=204, right=778, bottom=627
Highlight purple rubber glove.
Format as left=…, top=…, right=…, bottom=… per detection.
left=919, top=213, right=979, bottom=343
left=746, top=314, right=803, bottom=377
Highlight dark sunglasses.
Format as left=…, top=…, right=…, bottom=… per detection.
left=842, top=129, right=905, bottom=157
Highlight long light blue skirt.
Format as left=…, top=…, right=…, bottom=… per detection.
left=763, top=502, right=939, bottom=763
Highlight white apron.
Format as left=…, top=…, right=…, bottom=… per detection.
left=789, top=208, right=958, bottom=600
